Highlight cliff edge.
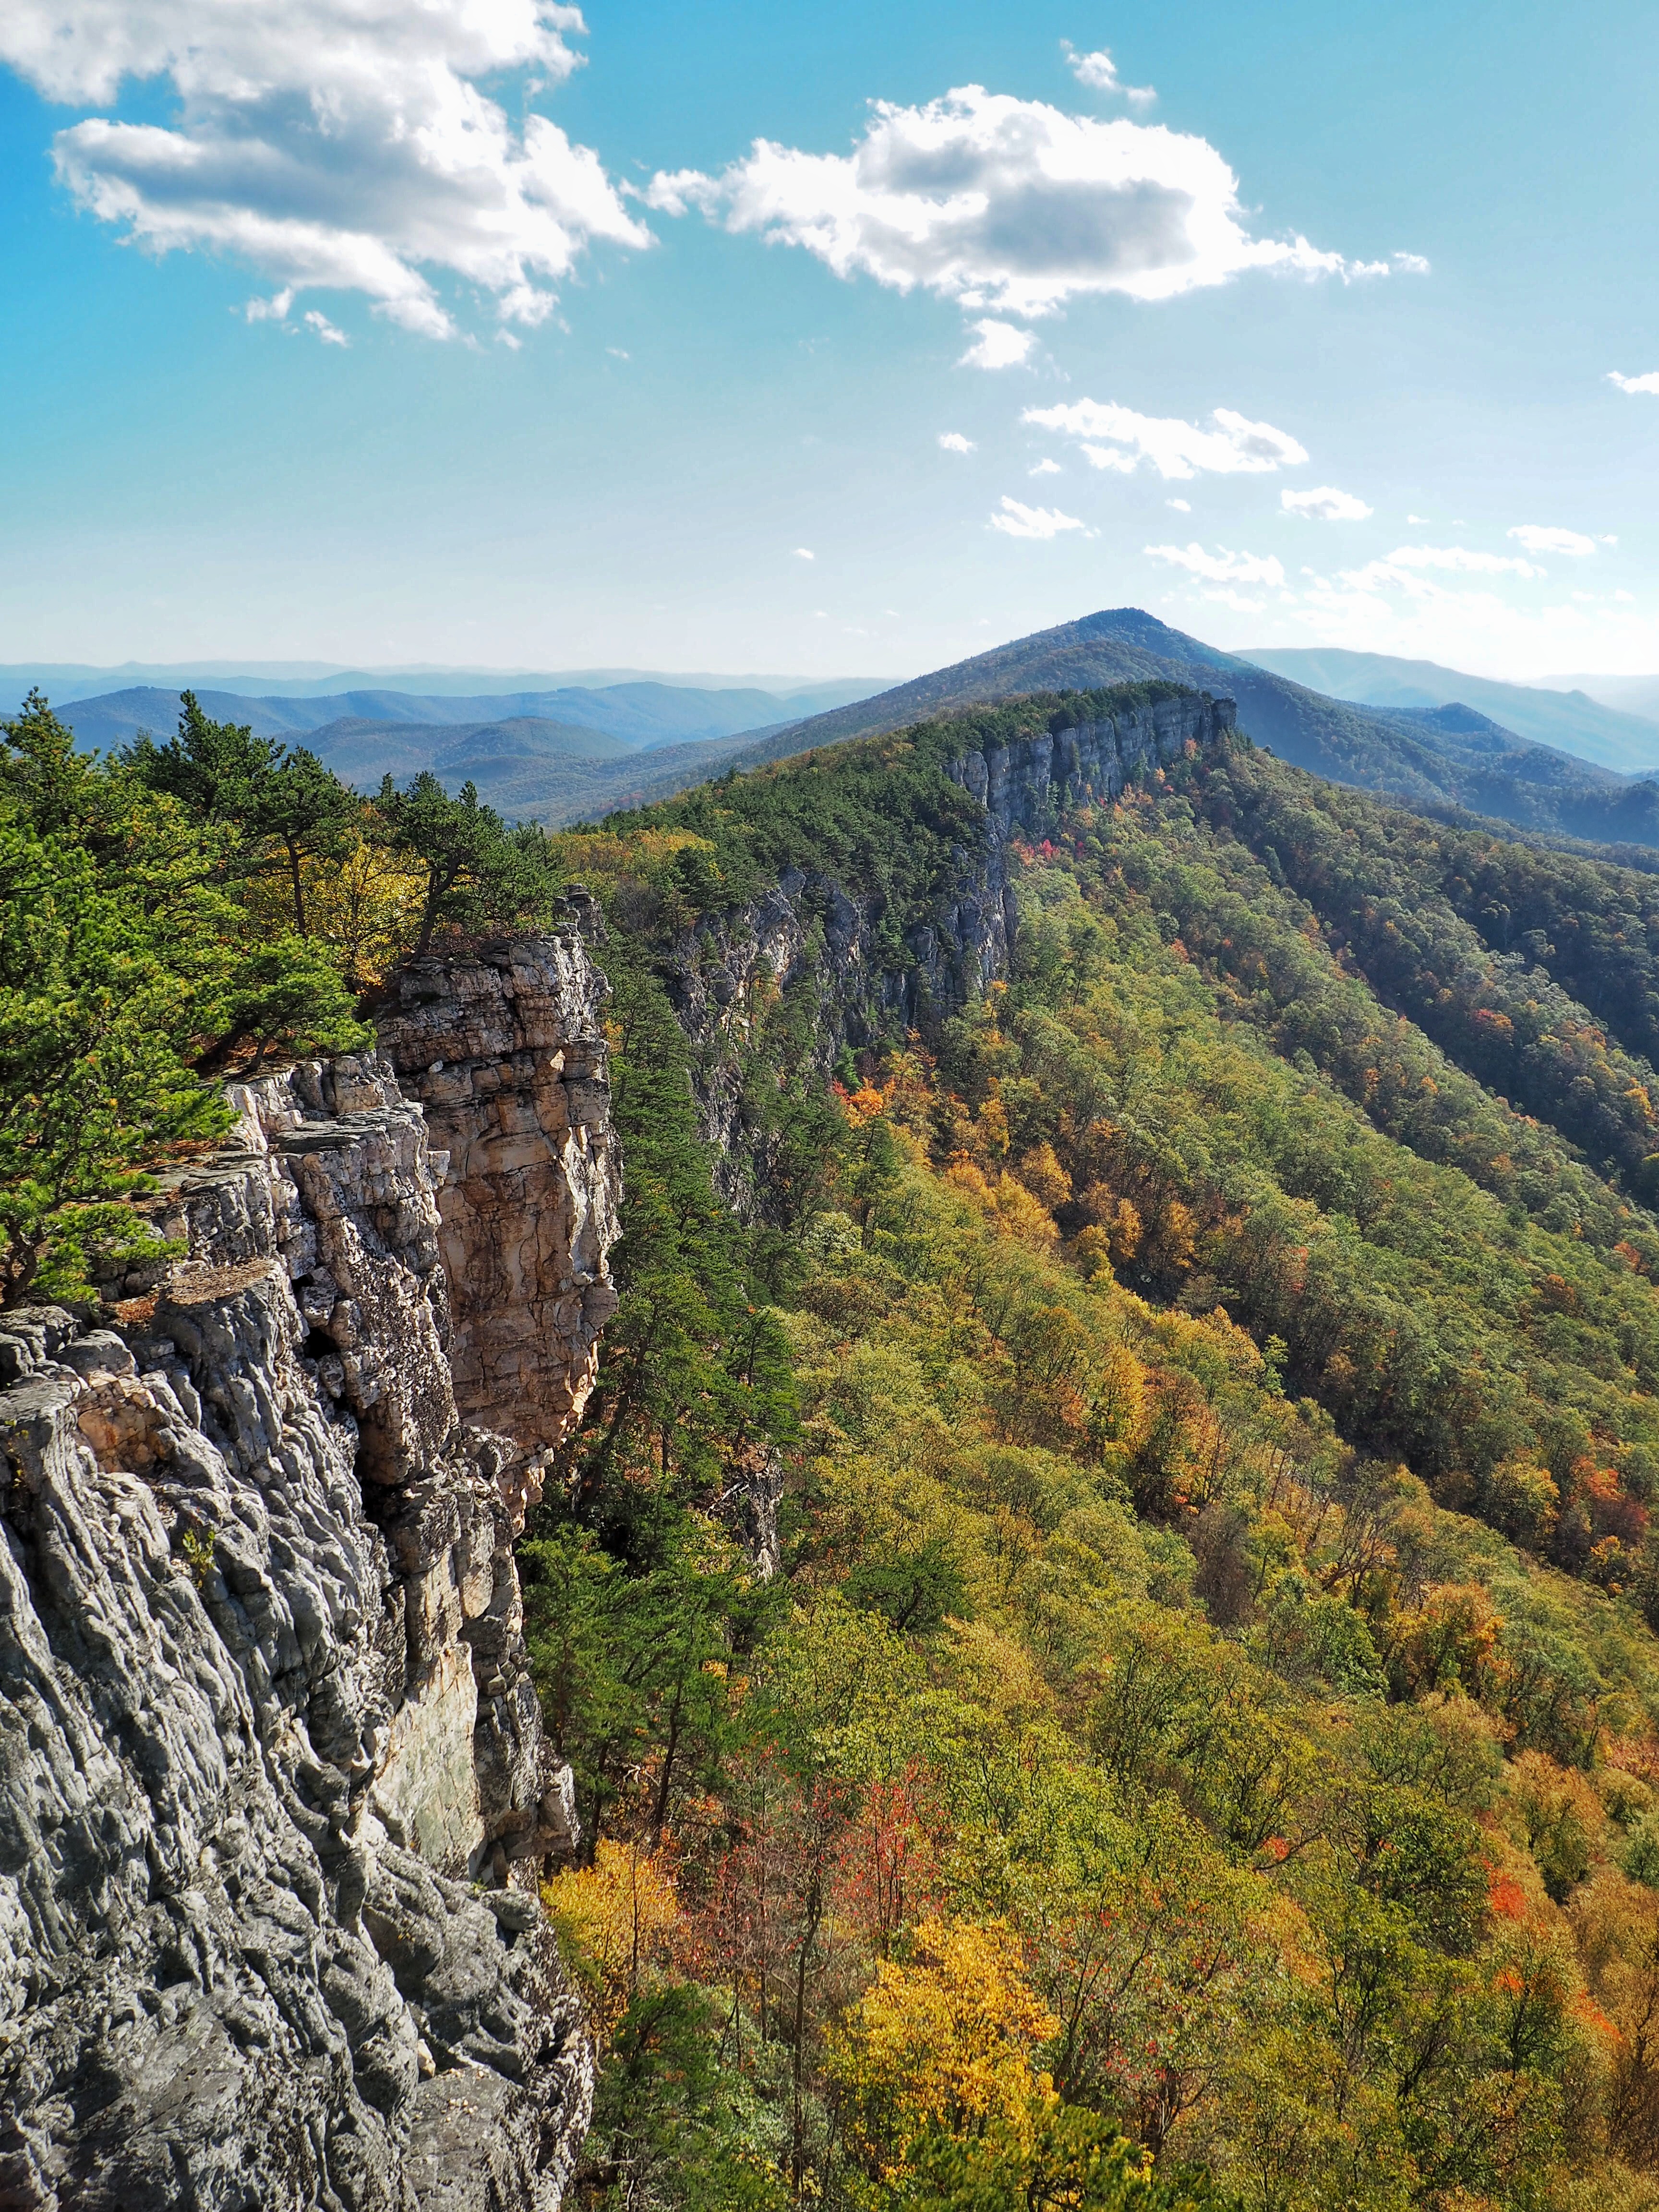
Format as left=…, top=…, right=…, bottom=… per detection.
left=0, top=931, right=617, bottom=2211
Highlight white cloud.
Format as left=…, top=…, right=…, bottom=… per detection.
left=1392, top=251, right=1431, bottom=274
left=1025, top=397, right=1307, bottom=480
left=793, top=547, right=816, bottom=560
left=646, top=84, right=1381, bottom=319
left=303, top=308, right=348, bottom=346
left=959, top=318, right=1034, bottom=369
left=990, top=496, right=1091, bottom=540
left=0, top=0, right=650, bottom=341
left=1616, top=589, right=1636, bottom=603
left=1370, top=542, right=1543, bottom=579
left=1406, top=513, right=1430, bottom=524
left=1282, top=484, right=1372, bottom=521
left=1145, top=541, right=1285, bottom=586
left=1061, top=42, right=1154, bottom=105
left=938, top=431, right=976, bottom=452
left=1508, top=523, right=1596, bottom=556
left=1030, top=457, right=1062, bottom=475
left=1204, top=589, right=1268, bottom=614
left=1166, top=497, right=1191, bottom=511
left=1610, top=371, right=1659, bottom=395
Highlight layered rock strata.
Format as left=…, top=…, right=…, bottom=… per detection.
left=377, top=927, right=621, bottom=1513
left=669, top=685, right=1234, bottom=1185
left=0, top=952, right=618, bottom=2210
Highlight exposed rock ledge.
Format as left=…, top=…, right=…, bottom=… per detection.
left=0, top=933, right=619, bottom=2210
left=667, top=685, right=1235, bottom=1192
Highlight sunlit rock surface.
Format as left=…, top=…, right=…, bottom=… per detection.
left=0, top=926, right=619, bottom=2211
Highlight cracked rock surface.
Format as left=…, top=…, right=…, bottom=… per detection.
left=0, top=949, right=618, bottom=2210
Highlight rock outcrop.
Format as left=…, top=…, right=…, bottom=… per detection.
left=377, top=926, right=621, bottom=1507
left=0, top=929, right=619, bottom=2210
left=666, top=685, right=1234, bottom=1186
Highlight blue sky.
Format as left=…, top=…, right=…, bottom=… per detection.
left=2, top=0, right=1658, bottom=680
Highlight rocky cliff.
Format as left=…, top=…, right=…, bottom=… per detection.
left=0, top=932, right=618, bottom=2211
left=667, top=686, right=1234, bottom=1181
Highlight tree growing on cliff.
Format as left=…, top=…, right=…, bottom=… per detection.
left=373, top=771, right=562, bottom=958
left=0, top=694, right=363, bottom=1305
left=125, top=693, right=358, bottom=938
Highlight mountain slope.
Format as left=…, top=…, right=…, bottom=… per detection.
left=1243, top=643, right=1659, bottom=773
left=522, top=685, right=1659, bottom=2209
left=738, top=607, right=1659, bottom=849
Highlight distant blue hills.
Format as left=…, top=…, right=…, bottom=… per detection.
left=5, top=672, right=888, bottom=822
left=13, top=632, right=1659, bottom=845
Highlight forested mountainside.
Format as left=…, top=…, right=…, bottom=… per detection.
left=750, top=610, right=1659, bottom=851
left=21, top=678, right=1659, bottom=2209
left=532, top=689, right=1659, bottom=2211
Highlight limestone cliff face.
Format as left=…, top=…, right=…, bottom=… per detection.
left=668, top=689, right=1234, bottom=1181
left=0, top=932, right=619, bottom=2210
left=377, top=923, right=621, bottom=1517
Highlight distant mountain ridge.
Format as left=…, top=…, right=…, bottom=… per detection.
left=30, top=618, right=1659, bottom=847
left=52, top=678, right=847, bottom=755
left=4, top=664, right=886, bottom=713
left=1240, top=644, right=1659, bottom=774
left=734, top=608, right=1659, bottom=850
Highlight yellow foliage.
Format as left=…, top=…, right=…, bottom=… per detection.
left=1143, top=1196, right=1196, bottom=1274
left=1082, top=1184, right=1143, bottom=1265
left=943, top=1155, right=994, bottom=1206
left=542, top=1839, right=679, bottom=2046
left=830, top=1917, right=1058, bottom=2178
left=552, top=826, right=713, bottom=883
left=977, top=1096, right=1011, bottom=1161
left=1073, top=1224, right=1114, bottom=1281
left=1090, top=1340, right=1148, bottom=1446
left=1016, top=1141, right=1072, bottom=1213
left=992, top=1172, right=1058, bottom=1249
left=246, top=833, right=427, bottom=985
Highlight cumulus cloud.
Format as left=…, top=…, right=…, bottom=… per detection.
left=1610, top=371, right=1659, bottom=395
left=1392, top=251, right=1431, bottom=274
left=303, top=308, right=348, bottom=346
left=1025, top=397, right=1307, bottom=480
left=990, top=496, right=1091, bottom=540
left=1061, top=42, right=1154, bottom=105
left=938, top=431, right=976, bottom=452
left=1030, top=457, right=1061, bottom=475
left=1282, top=485, right=1371, bottom=521
left=646, top=85, right=1382, bottom=319
left=1145, top=541, right=1286, bottom=586
left=1508, top=524, right=1597, bottom=556
left=961, top=318, right=1035, bottom=370
left=0, top=0, right=650, bottom=340
left=1166, top=497, right=1191, bottom=511
left=793, top=547, right=816, bottom=560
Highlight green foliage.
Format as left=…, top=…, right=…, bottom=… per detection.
left=0, top=688, right=584, bottom=1305
left=0, top=693, right=364, bottom=1303
left=375, top=769, right=562, bottom=957
left=540, top=695, right=1659, bottom=2212
left=125, top=689, right=358, bottom=936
